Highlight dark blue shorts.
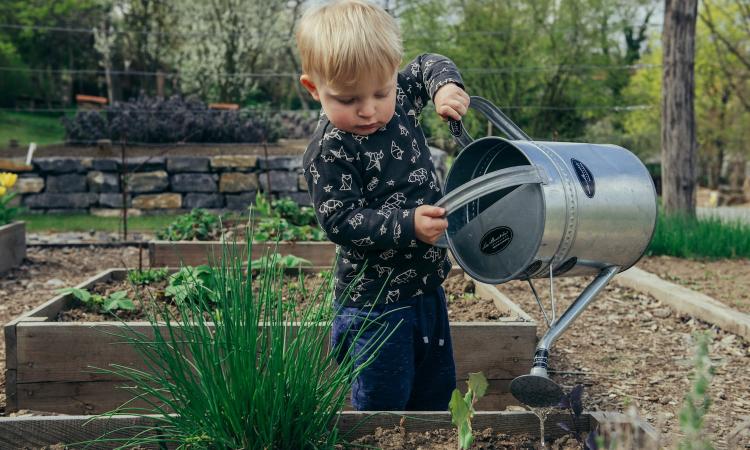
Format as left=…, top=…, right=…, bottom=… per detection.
left=331, top=287, right=456, bottom=411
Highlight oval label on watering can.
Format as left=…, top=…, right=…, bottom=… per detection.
left=480, top=226, right=513, bottom=254
left=571, top=158, right=595, bottom=198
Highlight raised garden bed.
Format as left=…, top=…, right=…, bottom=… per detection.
left=0, top=410, right=658, bottom=449
left=4, top=268, right=536, bottom=415
left=149, top=239, right=338, bottom=268
left=0, top=221, right=25, bottom=274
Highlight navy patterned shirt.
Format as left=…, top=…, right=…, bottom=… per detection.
left=302, top=53, right=464, bottom=306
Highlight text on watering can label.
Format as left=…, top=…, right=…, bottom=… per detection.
left=479, top=226, right=513, bottom=254
left=571, top=158, right=596, bottom=198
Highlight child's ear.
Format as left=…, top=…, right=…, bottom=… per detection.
left=300, top=74, right=320, bottom=101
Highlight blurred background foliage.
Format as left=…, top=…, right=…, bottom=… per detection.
left=0, top=0, right=748, bottom=167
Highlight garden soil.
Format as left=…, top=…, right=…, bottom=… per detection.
left=2, top=248, right=749, bottom=449
left=345, top=426, right=578, bottom=449
left=499, top=273, right=750, bottom=448
left=638, top=255, right=750, bottom=314
left=55, top=270, right=506, bottom=322
left=0, top=246, right=140, bottom=416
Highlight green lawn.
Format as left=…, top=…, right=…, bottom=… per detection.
left=19, top=213, right=179, bottom=233
left=0, top=111, right=67, bottom=148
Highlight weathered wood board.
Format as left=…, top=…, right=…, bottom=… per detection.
left=149, top=240, right=338, bottom=267
left=0, top=411, right=659, bottom=449
left=5, top=269, right=536, bottom=414
left=0, top=221, right=25, bottom=274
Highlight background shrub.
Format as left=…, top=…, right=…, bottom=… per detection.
left=63, top=95, right=282, bottom=145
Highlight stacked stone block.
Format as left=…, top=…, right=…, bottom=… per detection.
left=17, top=148, right=447, bottom=214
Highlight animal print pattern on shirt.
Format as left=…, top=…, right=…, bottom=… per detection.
left=302, top=54, right=463, bottom=306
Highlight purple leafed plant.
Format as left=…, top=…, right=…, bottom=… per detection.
left=557, top=384, right=598, bottom=450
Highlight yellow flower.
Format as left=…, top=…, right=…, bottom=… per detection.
left=0, top=186, right=6, bottom=196
left=0, top=172, right=18, bottom=189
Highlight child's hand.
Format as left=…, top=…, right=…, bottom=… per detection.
left=414, top=205, right=448, bottom=245
left=433, top=83, right=470, bottom=121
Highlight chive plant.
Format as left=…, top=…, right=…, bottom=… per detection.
left=85, top=238, right=396, bottom=449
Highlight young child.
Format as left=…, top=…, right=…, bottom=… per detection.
left=296, top=0, right=470, bottom=411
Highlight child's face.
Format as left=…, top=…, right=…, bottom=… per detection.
left=300, top=71, right=397, bottom=135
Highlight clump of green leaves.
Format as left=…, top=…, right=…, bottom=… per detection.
left=678, top=333, right=715, bottom=450
left=57, top=287, right=135, bottom=313
left=251, top=192, right=318, bottom=227
left=156, top=209, right=222, bottom=241
left=127, top=268, right=169, bottom=285
left=271, top=197, right=317, bottom=226
left=248, top=193, right=325, bottom=242
left=449, top=372, right=488, bottom=449
left=252, top=218, right=327, bottom=242
left=164, top=265, right=214, bottom=305
left=250, top=253, right=311, bottom=271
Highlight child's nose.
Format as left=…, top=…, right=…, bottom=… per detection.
left=358, top=101, right=376, bottom=118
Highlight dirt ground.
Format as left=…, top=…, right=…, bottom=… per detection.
left=499, top=273, right=750, bottom=448
left=0, top=246, right=141, bottom=415
left=638, top=255, right=750, bottom=314
left=2, top=248, right=749, bottom=449
left=54, top=270, right=504, bottom=323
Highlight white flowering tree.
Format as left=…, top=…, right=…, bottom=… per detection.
left=170, top=0, right=292, bottom=103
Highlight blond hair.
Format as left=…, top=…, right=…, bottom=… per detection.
left=296, top=0, right=402, bottom=86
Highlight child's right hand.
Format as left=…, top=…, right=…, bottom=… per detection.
left=414, top=205, right=448, bottom=245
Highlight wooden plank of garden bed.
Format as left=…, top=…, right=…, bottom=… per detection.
left=0, top=414, right=160, bottom=449
left=3, top=270, right=121, bottom=412
left=13, top=378, right=517, bottom=415
left=0, top=221, right=26, bottom=274
left=15, top=321, right=533, bottom=383
left=0, top=411, right=659, bottom=448
left=149, top=240, right=338, bottom=267
left=616, top=267, right=750, bottom=340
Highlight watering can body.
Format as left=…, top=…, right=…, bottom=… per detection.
left=438, top=98, right=658, bottom=285
left=437, top=96, right=658, bottom=407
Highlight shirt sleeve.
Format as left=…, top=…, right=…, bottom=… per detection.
left=303, top=133, right=417, bottom=250
left=397, top=53, right=465, bottom=116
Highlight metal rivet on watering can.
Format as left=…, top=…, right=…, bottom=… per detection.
left=437, top=96, right=657, bottom=408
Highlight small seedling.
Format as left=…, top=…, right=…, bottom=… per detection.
left=127, top=268, right=169, bottom=285
left=57, top=287, right=135, bottom=313
left=557, top=384, right=598, bottom=449
left=449, top=372, right=488, bottom=449
left=678, top=333, right=715, bottom=450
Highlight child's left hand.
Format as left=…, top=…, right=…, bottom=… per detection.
left=433, top=83, right=470, bottom=121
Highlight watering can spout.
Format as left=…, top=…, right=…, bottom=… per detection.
left=510, top=265, right=620, bottom=407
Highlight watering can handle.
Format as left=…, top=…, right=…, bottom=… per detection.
left=448, top=96, right=532, bottom=148
left=433, top=165, right=549, bottom=248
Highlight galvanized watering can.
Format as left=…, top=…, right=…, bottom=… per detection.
left=436, top=96, right=657, bottom=407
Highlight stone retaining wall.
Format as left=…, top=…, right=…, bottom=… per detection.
left=14, top=149, right=448, bottom=215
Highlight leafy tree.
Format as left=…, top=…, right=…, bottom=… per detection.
left=0, top=37, right=32, bottom=107
left=169, top=0, right=292, bottom=104
left=0, top=0, right=105, bottom=106
left=623, top=0, right=750, bottom=188
left=399, top=0, right=659, bottom=149
left=92, top=0, right=182, bottom=101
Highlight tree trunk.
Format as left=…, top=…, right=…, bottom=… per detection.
left=661, top=0, right=698, bottom=216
